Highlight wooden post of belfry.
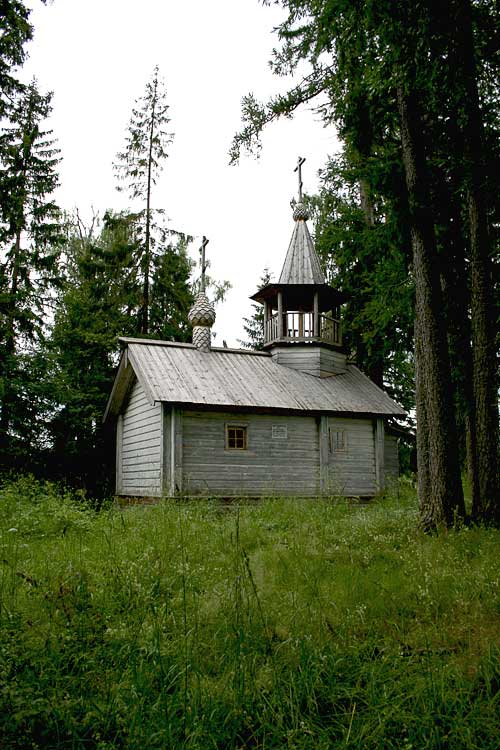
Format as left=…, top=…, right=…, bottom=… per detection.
left=313, top=291, right=319, bottom=338
left=294, top=156, right=306, bottom=201
left=277, top=291, right=284, bottom=339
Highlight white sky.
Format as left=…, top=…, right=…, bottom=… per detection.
left=24, top=0, right=340, bottom=346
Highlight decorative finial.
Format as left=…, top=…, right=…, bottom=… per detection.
left=294, top=156, right=306, bottom=201
left=189, top=235, right=215, bottom=352
left=200, top=235, right=209, bottom=292
left=292, top=156, right=309, bottom=221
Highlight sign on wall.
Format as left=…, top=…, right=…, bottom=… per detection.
left=272, top=425, right=288, bottom=440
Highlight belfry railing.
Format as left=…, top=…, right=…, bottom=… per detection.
left=264, top=312, right=342, bottom=347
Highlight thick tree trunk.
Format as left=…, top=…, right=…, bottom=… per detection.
left=438, top=196, right=480, bottom=511
left=450, top=0, right=499, bottom=521
left=414, top=311, right=431, bottom=511
left=0, top=232, right=22, bottom=436
left=359, top=178, right=375, bottom=228
left=398, top=87, right=465, bottom=528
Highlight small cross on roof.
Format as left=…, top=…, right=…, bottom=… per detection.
left=294, top=156, right=306, bottom=201
left=200, top=235, right=209, bottom=292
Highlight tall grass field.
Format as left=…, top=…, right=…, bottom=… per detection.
left=0, top=476, right=498, bottom=749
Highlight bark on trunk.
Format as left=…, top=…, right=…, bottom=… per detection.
left=357, top=169, right=384, bottom=388
left=398, top=86, right=465, bottom=528
left=439, top=197, right=480, bottom=511
left=415, top=312, right=431, bottom=515
left=0, top=231, right=22, bottom=435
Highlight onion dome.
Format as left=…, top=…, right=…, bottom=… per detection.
left=188, top=291, right=216, bottom=328
left=292, top=201, right=310, bottom=221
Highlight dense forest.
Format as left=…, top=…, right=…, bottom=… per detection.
left=232, top=0, right=499, bottom=528
left=1, top=0, right=499, bottom=527
left=0, top=2, right=220, bottom=493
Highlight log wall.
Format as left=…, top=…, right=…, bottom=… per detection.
left=181, top=410, right=320, bottom=496
left=327, top=417, right=377, bottom=496
left=117, top=379, right=163, bottom=496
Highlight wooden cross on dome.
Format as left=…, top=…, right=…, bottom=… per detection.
left=294, top=156, right=306, bottom=201
left=200, top=235, right=209, bottom=292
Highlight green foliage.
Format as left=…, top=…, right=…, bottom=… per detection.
left=46, top=212, right=139, bottom=492
left=311, top=156, right=415, bottom=414
left=45, top=212, right=196, bottom=493
left=114, top=66, right=175, bottom=334
left=239, top=267, right=272, bottom=350
left=0, top=80, right=61, bottom=342
left=114, top=65, right=173, bottom=203
left=0, top=0, right=35, bottom=118
left=0, top=477, right=499, bottom=749
left=0, top=78, right=62, bottom=464
left=149, top=232, right=194, bottom=342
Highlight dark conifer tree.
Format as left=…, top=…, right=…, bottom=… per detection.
left=0, top=0, right=34, bottom=118
left=0, top=79, right=61, bottom=464
left=149, top=231, right=194, bottom=342
left=239, top=268, right=272, bottom=350
left=114, top=66, right=174, bottom=335
left=48, top=212, right=140, bottom=492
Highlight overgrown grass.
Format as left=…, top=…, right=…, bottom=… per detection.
left=0, top=476, right=498, bottom=749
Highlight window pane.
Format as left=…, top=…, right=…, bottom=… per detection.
left=227, top=426, right=246, bottom=450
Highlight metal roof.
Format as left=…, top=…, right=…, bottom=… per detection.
left=104, top=339, right=405, bottom=420
left=279, top=219, right=325, bottom=285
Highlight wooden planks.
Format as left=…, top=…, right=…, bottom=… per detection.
left=374, top=418, right=385, bottom=492
left=120, top=379, right=162, bottom=496
left=270, top=346, right=347, bottom=377
left=327, top=417, right=376, bottom=496
left=319, top=415, right=329, bottom=494
left=182, top=410, right=320, bottom=496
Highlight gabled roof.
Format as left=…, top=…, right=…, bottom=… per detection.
left=104, top=338, right=405, bottom=420
left=279, top=219, right=325, bottom=285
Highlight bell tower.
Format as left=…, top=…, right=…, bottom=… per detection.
left=251, top=158, right=347, bottom=377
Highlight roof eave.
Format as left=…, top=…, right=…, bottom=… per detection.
left=251, top=283, right=347, bottom=306
left=103, top=350, right=135, bottom=422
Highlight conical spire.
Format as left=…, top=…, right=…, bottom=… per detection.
left=278, top=158, right=325, bottom=285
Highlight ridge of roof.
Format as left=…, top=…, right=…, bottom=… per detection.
left=119, top=336, right=195, bottom=348
left=119, top=337, right=271, bottom=357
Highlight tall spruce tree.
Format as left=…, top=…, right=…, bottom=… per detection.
left=0, top=79, right=61, bottom=463
left=114, top=65, right=174, bottom=335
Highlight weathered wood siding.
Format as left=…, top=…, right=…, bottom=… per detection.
left=327, top=417, right=376, bottom=496
left=118, top=379, right=162, bottom=496
left=270, top=346, right=347, bottom=377
left=384, top=433, right=399, bottom=484
left=182, top=411, right=320, bottom=496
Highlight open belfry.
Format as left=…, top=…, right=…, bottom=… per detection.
left=251, top=156, right=346, bottom=377
left=105, top=159, right=405, bottom=499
